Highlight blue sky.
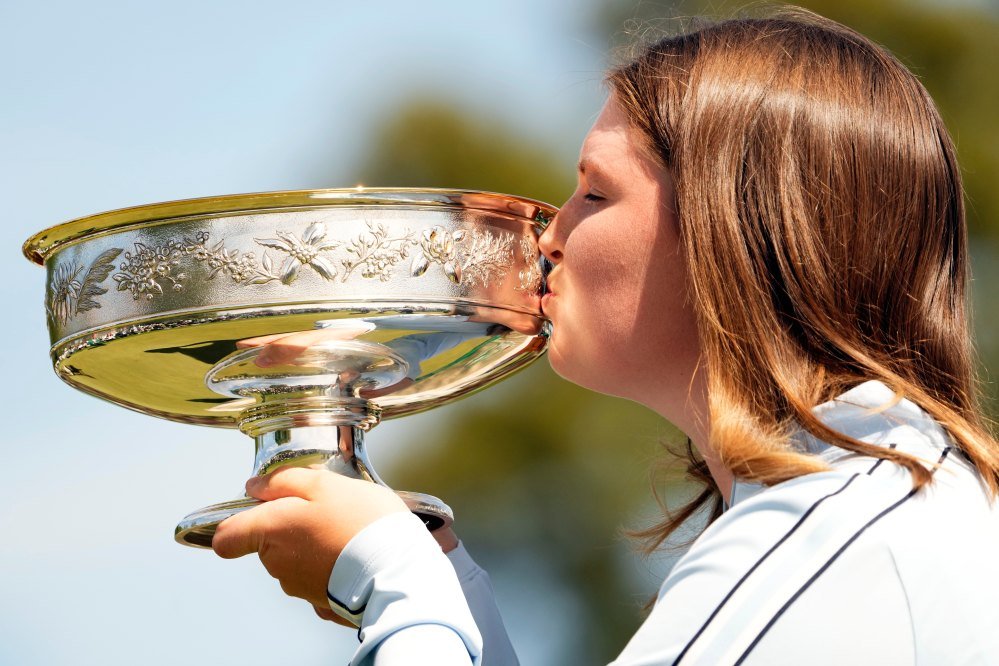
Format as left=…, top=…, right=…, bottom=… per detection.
left=0, top=2, right=607, bottom=663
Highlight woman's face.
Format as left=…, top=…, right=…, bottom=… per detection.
left=539, top=99, right=702, bottom=414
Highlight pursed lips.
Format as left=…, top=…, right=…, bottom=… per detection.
left=541, top=277, right=557, bottom=314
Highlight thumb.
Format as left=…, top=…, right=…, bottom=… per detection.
left=211, top=504, right=270, bottom=559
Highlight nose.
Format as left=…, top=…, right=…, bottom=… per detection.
left=538, top=210, right=564, bottom=264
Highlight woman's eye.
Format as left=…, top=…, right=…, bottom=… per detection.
left=583, top=192, right=604, bottom=202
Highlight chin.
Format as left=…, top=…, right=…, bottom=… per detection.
left=546, top=341, right=628, bottom=399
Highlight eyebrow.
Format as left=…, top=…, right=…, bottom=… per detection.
left=577, top=159, right=607, bottom=179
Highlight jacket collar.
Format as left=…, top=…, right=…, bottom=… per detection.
left=726, top=380, right=948, bottom=509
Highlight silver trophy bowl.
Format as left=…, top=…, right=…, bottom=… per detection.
left=23, top=188, right=554, bottom=547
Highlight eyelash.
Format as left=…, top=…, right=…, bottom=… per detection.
left=583, top=192, right=604, bottom=202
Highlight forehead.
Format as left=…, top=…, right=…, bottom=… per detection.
left=578, top=101, right=653, bottom=176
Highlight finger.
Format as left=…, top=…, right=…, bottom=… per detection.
left=430, top=526, right=459, bottom=554
left=313, top=604, right=335, bottom=622
left=211, top=503, right=274, bottom=559
left=246, top=466, right=330, bottom=502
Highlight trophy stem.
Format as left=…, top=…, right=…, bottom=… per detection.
left=175, top=396, right=453, bottom=548
left=243, top=397, right=385, bottom=480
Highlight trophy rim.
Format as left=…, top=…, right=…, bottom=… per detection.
left=22, top=186, right=558, bottom=265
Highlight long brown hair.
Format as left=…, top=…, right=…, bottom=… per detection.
left=609, top=7, right=999, bottom=553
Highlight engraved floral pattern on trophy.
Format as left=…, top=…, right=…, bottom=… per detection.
left=517, top=236, right=543, bottom=293
left=113, top=238, right=198, bottom=299
left=46, top=218, right=536, bottom=328
left=109, top=232, right=274, bottom=300
left=187, top=231, right=272, bottom=284
left=339, top=222, right=414, bottom=282
left=411, top=227, right=514, bottom=286
left=457, top=229, right=515, bottom=286
left=252, top=222, right=340, bottom=284
left=47, top=248, right=123, bottom=325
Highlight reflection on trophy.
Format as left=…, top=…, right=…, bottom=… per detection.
left=23, top=188, right=554, bottom=547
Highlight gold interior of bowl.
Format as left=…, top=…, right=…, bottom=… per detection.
left=54, top=305, right=547, bottom=426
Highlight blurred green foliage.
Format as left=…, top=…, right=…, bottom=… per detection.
left=359, top=102, right=573, bottom=206
left=354, top=2, right=999, bottom=663
left=599, top=0, right=999, bottom=240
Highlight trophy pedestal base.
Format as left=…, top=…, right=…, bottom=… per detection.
left=175, top=496, right=260, bottom=548
left=395, top=490, right=454, bottom=532
left=175, top=341, right=456, bottom=548
left=174, top=490, right=454, bottom=548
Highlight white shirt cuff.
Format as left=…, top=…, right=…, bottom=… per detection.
left=328, top=511, right=483, bottom=665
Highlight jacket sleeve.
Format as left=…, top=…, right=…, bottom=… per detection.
left=327, top=512, right=482, bottom=666
left=447, top=542, right=520, bottom=665
left=366, top=543, right=521, bottom=666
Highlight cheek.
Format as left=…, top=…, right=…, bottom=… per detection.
left=565, top=225, right=643, bottom=309
left=571, top=213, right=665, bottom=321
left=554, top=225, right=693, bottom=376
left=564, top=266, right=635, bottom=349
left=547, top=238, right=644, bottom=382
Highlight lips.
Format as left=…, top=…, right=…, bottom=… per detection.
left=541, top=275, right=556, bottom=314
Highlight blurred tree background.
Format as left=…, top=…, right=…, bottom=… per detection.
left=352, top=2, right=999, bottom=664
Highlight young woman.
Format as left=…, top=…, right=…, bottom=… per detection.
left=212, top=9, right=999, bottom=665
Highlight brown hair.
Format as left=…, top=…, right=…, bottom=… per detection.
left=609, top=7, right=999, bottom=552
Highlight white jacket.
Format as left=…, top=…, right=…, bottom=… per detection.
left=327, top=381, right=999, bottom=665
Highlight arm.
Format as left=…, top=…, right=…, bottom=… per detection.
left=328, top=512, right=481, bottom=665
left=211, top=467, right=514, bottom=665
left=447, top=542, right=519, bottom=666
left=328, top=517, right=518, bottom=665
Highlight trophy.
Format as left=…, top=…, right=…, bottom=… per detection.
left=23, top=188, right=553, bottom=547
